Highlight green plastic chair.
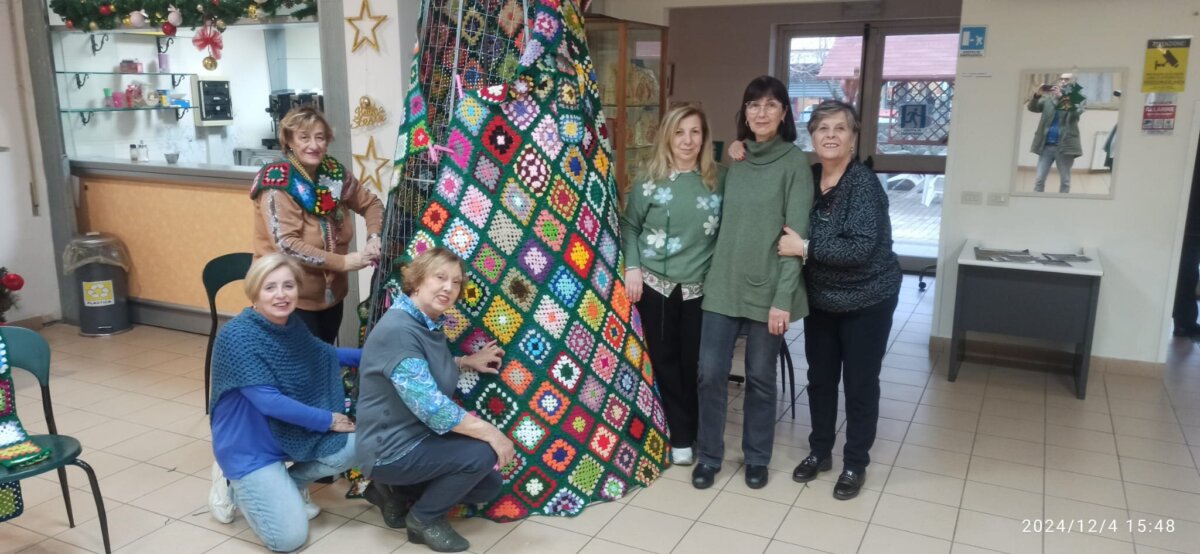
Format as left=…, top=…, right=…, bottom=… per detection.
left=0, top=326, right=110, bottom=553
left=203, top=252, right=253, bottom=414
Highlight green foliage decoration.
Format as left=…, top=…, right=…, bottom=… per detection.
left=48, top=0, right=318, bottom=32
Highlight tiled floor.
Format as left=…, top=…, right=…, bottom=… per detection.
left=5, top=275, right=1200, bottom=553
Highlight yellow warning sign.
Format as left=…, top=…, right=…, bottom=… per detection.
left=82, top=280, right=115, bottom=307
left=1143, top=38, right=1190, bottom=93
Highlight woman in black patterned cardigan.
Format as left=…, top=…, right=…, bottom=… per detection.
left=779, top=100, right=902, bottom=501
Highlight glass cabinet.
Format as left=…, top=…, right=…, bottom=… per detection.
left=586, top=17, right=667, bottom=203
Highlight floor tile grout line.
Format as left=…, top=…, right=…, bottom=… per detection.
left=947, top=366, right=987, bottom=550
left=1105, top=376, right=1142, bottom=551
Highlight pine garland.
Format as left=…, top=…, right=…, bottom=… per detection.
left=48, top=1, right=317, bottom=33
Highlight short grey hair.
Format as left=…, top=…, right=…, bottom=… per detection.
left=806, top=100, right=861, bottom=135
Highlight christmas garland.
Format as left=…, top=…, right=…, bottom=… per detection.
left=48, top=1, right=318, bottom=34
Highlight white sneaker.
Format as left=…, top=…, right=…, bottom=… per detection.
left=208, top=463, right=235, bottom=524
left=300, top=487, right=321, bottom=520
left=671, top=447, right=695, bottom=466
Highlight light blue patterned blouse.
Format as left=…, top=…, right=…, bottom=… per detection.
left=389, top=294, right=466, bottom=436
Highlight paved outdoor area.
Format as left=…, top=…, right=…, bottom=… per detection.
left=881, top=175, right=942, bottom=245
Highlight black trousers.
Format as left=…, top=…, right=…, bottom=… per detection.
left=370, top=434, right=502, bottom=523
left=295, top=301, right=344, bottom=345
left=804, top=294, right=898, bottom=472
left=637, top=285, right=702, bottom=447
left=1174, top=234, right=1200, bottom=329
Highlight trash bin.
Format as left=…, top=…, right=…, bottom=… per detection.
left=63, top=232, right=132, bottom=336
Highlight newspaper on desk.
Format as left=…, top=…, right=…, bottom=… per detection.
left=974, top=247, right=1092, bottom=267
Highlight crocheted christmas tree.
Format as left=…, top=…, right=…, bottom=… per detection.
left=384, top=0, right=668, bottom=521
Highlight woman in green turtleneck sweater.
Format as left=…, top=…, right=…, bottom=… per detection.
left=691, top=76, right=813, bottom=491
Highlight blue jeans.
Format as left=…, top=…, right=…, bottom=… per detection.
left=231, top=434, right=356, bottom=552
left=695, top=311, right=783, bottom=468
left=1033, top=143, right=1074, bottom=193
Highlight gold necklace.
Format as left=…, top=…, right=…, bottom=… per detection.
left=288, top=152, right=315, bottom=182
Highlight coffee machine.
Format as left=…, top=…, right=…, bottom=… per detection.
left=263, top=90, right=324, bottom=149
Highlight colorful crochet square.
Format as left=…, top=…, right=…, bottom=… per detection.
left=500, top=360, right=534, bottom=395
left=474, top=383, right=519, bottom=428
left=561, top=405, right=594, bottom=444
left=0, top=481, right=22, bottom=523
left=510, top=414, right=548, bottom=453
left=382, top=0, right=667, bottom=521
left=514, top=466, right=556, bottom=507
left=529, top=382, right=570, bottom=425
left=0, top=334, right=49, bottom=470
left=0, top=380, right=12, bottom=418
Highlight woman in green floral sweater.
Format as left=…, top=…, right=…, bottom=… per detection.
left=621, top=104, right=724, bottom=466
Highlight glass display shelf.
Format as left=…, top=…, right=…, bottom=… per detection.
left=56, top=71, right=194, bottom=89
left=59, top=106, right=190, bottom=126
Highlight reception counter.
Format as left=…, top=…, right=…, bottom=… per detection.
left=73, top=158, right=258, bottom=331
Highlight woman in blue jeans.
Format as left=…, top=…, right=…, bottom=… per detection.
left=691, top=76, right=813, bottom=491
left=208, top=254, right=358, bottom=552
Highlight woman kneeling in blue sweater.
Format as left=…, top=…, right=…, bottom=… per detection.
left=208, top=253, right=358, bottom=552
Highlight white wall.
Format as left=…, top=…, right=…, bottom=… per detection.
left=342, top=0, right=420, bottom=296
left=0, top=0, right=61, bottom=322
left=52, top=26, right=276, bottom=164
left=589, top=0, right=872, bottom=25
left=935, top=0, right=1200, bottom=363
left=283, top=26, right=322, bottom=91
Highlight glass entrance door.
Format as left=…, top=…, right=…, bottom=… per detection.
left=778, top=24, right=959, bottom=265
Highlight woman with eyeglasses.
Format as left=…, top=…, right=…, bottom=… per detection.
left=780, top=100, right=901, bottom=500
left=691, top=76, right=813, bottom=491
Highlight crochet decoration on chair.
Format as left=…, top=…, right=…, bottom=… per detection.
left=379, top=0, right=669, bottom=522
left=0, top=332, right=51, bottom=521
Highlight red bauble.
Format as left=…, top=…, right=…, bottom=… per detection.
left=161, top=22, right=177, bottom=36
left=99, top=4, right=113, bottom=16
left=1, top=273, right=24, bottom=292
left=65, top=19, right=75, bottom=30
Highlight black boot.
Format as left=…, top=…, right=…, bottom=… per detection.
left=364, top=481, right=411, bottom=529
left=405, top=512, right=470, bottom=552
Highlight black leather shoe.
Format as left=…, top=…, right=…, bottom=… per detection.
left=692, top=463, right=719, bottom=489
left=792, top=454, right=832, bottom=483
left=745, top=464, right=769, bottom=489
left=364, top=481, right=411, bottom=529
left=1175, top=324, right=1200, bottom=337
left=405, top=512, right=470, bottom=552
left=833, top=469, right=866, bottom=500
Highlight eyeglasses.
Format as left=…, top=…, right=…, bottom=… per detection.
left=745, top=101, right=784, bottom=115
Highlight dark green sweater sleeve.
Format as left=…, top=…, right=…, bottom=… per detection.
left=771, top=158, right=814, bottom=311
left=620, top=183, right=650, bottom=271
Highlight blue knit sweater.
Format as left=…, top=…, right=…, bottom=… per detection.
left=209, top=308, right=348, bottom=462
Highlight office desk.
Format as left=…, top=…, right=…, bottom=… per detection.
left=950, top=241, right=1103, bottom=399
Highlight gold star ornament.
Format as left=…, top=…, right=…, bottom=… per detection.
left=354, top=135, right=392, bottom=192
left=346, top=0, right=387, bottom=53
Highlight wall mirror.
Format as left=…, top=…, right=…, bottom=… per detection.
left=1011, top=69, right=1125, bottom=199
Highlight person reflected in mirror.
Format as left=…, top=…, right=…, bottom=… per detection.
left=1027, top=73, right=1085, bottom=193
left=782, top=101, right=902, bottom=500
